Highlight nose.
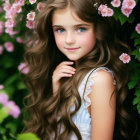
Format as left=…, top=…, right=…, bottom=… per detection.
left=65, top=31, right=75, bottom=45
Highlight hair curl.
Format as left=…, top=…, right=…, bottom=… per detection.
left=23, top=0, right=137, bottom=139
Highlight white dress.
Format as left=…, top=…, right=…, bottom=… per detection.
left=69, top=67, right=116, bottom=140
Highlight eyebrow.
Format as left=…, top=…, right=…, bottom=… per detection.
left=52, top=24, right=91, bottom=28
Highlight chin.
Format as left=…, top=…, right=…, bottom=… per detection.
left=67, top=57, right=79, bottom=61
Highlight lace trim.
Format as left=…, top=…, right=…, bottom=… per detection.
left=69, top=123, right=91, bottom=140
left=84, top=67, right=116, bottom=109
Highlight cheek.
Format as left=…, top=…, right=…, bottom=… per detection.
left=54, top=34, right=64, bottom=49
left=79, top=32, right=96, bottom=49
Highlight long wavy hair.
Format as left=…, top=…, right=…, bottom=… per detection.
left=23, top=0, right=137, bottom=139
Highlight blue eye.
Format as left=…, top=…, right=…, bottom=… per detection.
left=57, top=28, right=65, bottom=33
left=77, top=27, right=86, bottom=32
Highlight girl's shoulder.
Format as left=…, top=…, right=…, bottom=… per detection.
left=86, top=67, right=116, bottom=86
left=83, top=67, right=116, bottom=109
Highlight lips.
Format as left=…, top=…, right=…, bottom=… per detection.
left=65, top=47, right=80, bottom=52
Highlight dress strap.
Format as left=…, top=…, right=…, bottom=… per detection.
left=83, top=68, right=98, bottom=100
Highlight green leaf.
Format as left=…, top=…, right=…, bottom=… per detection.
left=17, top=82, right=26, bottom=90
left=133, top=97, right=140, bottom=105
left=25, top=1, right=30, bottom=5
left=130, top=31, right=139, bottom=39
left=0, top=55, right=15, bottom=69
left=137, top=103, right=140, bottom=114
left=134, top=89, right=140, bottom=97
left=128, top=80, right=139, bottom=89
left=17, top=133, right=40, bottom=140
left=5, top=122, right=17, bottom=134
left=4, top=73, right=18, bottom=86
left=118, top=14, right=128, bottom=25
left=131, top=46, right=140, bottom=61
left=0, top=126, right=6, bottom=135
left=134, top=38, right=140, bottom=46
left=127, top=15, right=135, bottom=24
left=113, top=8, right=121, bottom=20
left=0, top=108, right=9, bottom=124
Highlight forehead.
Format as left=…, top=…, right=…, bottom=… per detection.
left=52, top=7, right=92, bottom=26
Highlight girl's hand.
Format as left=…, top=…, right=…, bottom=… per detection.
left=52, top=61, right=76, bottom=96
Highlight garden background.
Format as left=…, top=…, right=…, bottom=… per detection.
left=0, top=0, right=140, bottom=140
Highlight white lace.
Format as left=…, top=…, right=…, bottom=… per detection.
left=69, top=123, right=91, bottom=140
left=83, top=67, right=116, bottom=109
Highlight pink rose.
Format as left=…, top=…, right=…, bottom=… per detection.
left=122, top=0, right=136, bottom=9
left=18, top=62, right=29, bottom=74
left=37, top=2, right=45, bottom=12
left=135, top=24, right=140, bottom=34
left=16, top=37, right=23, bottom=43
left=4, top=42, right=14, bottom=52
left=119, top=53, right=131, bottom=63
left=29, top=0, right=37, bottom=5
left=5, top=28, right=18, bottom=36
left=121, top=6, right=132, bottom=17
left=26, top=20, right=35, bottom=29
left=3, top=3, right=11, bottom=11
left=5, top=19, right=15, bottom=28
left=98, top=4, right=114, bottom=17
left=27, top=11, right=35, bottom=21
left=111, top=0, right=121, bottom=7
left=12, top=3, right=22, bottom=13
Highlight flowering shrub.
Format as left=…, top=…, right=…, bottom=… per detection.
left=0, top=0, right=140, bottom=139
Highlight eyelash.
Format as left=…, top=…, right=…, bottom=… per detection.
left=54, top=27, right=87, bottom=33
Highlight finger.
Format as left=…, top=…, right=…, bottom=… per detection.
left=58, top=65, right=76, bottom=71
left=59, top=73, right=73, bottom=77
left=59, top=61, right=74, bottom=67
left=60, top=68, right=76, bottom=74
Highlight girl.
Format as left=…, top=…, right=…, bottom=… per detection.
left=23, top=0, right=137, bottom=139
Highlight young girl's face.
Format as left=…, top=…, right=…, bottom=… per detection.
left=52, top=7, right=96, bottom=61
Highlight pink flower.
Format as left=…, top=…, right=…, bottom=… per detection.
left=29, top=0, right=37, bottom=5
left=16, top=37, right=23, bottom=43
left=111, top=0, right=121, bottom=7
left=119, top=53, right=131, bottom=63
left=135, top=24, right=140, bottom=34
left=4, top=101, right=20, bottom=118
left=0, top=45, right=4, bottom=55
left=5, top=19, right=15, bottom=28
left=0, top=21, right=5, bottom=28
left=37, top=2, right=45, bottom=12
left=3, top=3, right=11, bottom=11
left=121, top=6, right=132, bottom=17
left=0, top=85, right=4, bottom=89
left=5, top=10, right=16, bottom=19
left=12, top=3, right=22, bottom=13
left=14, top=0, right=25, bottom=6
left=5, top=28, right=18, bottom=36
left=98, top=4, right=114, bottom=17
left=18, top=62, right=29, bottom=74
left=26, top=20, right=35, bottom=29
left=4, top=42, right=14, bottom=52
left=122, top=0, right=136, bottom=9
left=0, top=93, right=9, bottom=106
left=27, top=11, right=35, bottom=21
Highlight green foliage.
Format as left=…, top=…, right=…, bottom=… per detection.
left=0, top=107, right=9, bottom=124
left=17, top=133, right=40, bottom=140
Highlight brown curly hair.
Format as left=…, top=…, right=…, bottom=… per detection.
left=23, top=0, right=137, bottom=139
